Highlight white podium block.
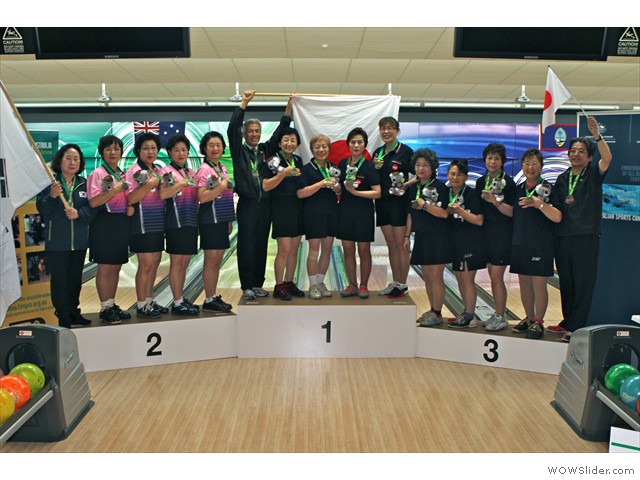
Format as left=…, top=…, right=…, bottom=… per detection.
left=237, top=296, right=416, bottom=358
left=416, top=326, right=569, bottom=375
left=73, top=313, right=237, bottom=372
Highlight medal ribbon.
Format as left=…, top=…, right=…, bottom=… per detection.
left=416, top=178, right=434, bottom=201
left=313, top=158, right=330, bottom=179
left=102, top=162, right=124, bottom=182
left=376, top=141, right=399, bottom=163
left=568, top=169, right=583, bottom=197
left=484, top=170, right=503, bottom=191
left=347, top=156, right=365, bottom=180
left=449, top=185, right=465, bottom=204
left=59, top=174, right=76, bottom=208
left=525, top=177, right=542, bottom=198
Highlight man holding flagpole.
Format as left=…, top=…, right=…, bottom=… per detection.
left=548, top=116, right=613, bottom=341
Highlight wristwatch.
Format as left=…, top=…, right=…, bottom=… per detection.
left=595, top=136, right=603, bottom=142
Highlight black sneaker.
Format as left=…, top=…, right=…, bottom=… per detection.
left=150, top=301, right=169, bottom=314
left=172, top=301, right=200, bottom=316
left=512, top=317, right=531, bottom=333
left=387, top=283, right=409, bottom=298
left=100, top=306, right=122, bottom=325
left=203, top=295, right=232, bottom=312
left=69, top=312, right=92, bottom=326
left=113, top=304, right=132, bottom=320
left=525, top=320, right=544, bottom=340
left=285, top=281, right=305, bottom=297
left=182, top=298, right=200, bottom=313
left=137, top=303, right=161, bottom=318
left=447, top=312, right=479, bottom=329
left=273, top=283, right=292, bottom=301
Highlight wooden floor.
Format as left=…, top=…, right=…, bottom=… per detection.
left=2, top=243, right=605, bottom=454
left=2, top=358, right=606, bottom=453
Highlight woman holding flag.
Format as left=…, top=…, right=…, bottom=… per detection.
left=87, top=135, right=133, bottom=325
left=194, top=131, right=235, bottom=312
left=158, top=134, right=200, bottom=316
left=297, top=134, right=340, bottom=299
left=37, top=144, right=95, bottom=328
left=125, top=132, right=166, bottom=319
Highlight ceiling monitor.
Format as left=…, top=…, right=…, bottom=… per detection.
left=35, top=27, right=190, bottom=59
left=454, top=27, right=610, bottom=61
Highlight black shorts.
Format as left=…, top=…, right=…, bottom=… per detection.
left=200, top=222, right=230, bottom=250
left=510, top=245, right=554, bottom=277
left=410, top=231, right=452, bottom=266
left=337, top=212, right=375, bottom=242
left=483, top=233, right=511, bottom=266
left=375, top=195, right=408, bottom=227
left=166, top=226, right=198, bottom=255
left=451, top=238, right=486, bottom=272
left=130, top=232, right=164, bottom=253
left=271, top=195, right=302, bottom=238
left=89, top=212, right=130, bottom=265
left=304, top=212, right=338, bottom=240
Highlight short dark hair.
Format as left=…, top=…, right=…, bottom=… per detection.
left=346, top=127, right=368, bottom=147
left=166, top=134, right=191, bottom=153
left=448, top=158, right=469, bottom=175
left=520, top=148, right=544, bottom=167
left=378, top=116, right=399, bottom=130
left=412, top=148, right=439, bottom=179
left=97, top=135, right=124, bottom=158
left=199, top=131, right=226, bottom=157
left=51, top=144, right=85, bottom=175
left=133, top=133, right=161, bottom=158
left=277, top=127, right=301, bottom=146
left=482, top=142, right=507, bottom=167
left=568, top=137, right=595, bottom=157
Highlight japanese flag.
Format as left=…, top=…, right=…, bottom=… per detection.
left=542, top=67, right=572, bottom=133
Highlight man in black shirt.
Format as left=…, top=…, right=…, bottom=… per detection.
left=548, top=116, right=613, bottom=341
left=228, top=90, right=293, bottom=300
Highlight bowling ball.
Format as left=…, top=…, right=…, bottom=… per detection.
left=0, top=374, right=31, bottom=410
left=10, top=363, right=45, bottom=396
left=618, top=374, right=640, bottom=410
left=604, top=363, right=639, bottom=396
left=0, top=387, right=15, bottom=426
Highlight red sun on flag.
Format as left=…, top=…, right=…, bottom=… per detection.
left=327, top=141, right=372, bottom=166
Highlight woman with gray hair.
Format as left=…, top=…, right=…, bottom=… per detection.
left=297, top=134, right=341, bottom=299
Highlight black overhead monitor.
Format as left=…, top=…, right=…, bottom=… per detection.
left=35, top=27, right=190, bottom=59
left=454, top=27, right=611, bottom=61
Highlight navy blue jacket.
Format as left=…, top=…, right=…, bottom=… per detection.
left=36, top=175, right=95, bottom=251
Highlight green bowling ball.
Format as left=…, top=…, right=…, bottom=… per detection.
left=604, top=363, right=639, bottom=396
left=9, top=363, right=45, bottom=396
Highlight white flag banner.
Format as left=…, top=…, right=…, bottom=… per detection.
left=541, top=67, right=573, bottom=133
left=291, top=95, right=401, bottom=163
left=0, top=82, right=52, bottom=322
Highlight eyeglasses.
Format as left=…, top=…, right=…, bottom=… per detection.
left=569, top=148, right=587, bottom=155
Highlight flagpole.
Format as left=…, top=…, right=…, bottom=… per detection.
left=254, top=92, right=383, bottom=98
left=0, top=81, right=69, bottom=209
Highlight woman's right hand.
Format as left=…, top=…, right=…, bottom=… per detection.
left=50, top=181, right=63, bottom=198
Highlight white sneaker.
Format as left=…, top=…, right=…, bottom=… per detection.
left=318, top=282, right=332, bottom=297
left=485, top=314, right=508, bottom=331
left=379, top=282, right=397, bottom=295
left=242, top=289, right=256, bottom=300
left=309, top=285, right=322, bottom=300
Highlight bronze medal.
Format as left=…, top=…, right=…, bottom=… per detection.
left=565, top=195, right=574, bottom=205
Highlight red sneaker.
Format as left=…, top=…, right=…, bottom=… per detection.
left=547, top=325, right=568, bottom=333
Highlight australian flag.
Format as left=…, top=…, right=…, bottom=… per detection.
left=133, top=121, right=185, bottom=148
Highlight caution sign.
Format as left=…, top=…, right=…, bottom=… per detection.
left=1, top=27, right=35, bottom=55
left=616, top=27, right=639, bottom=56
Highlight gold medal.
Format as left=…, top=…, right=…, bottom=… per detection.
left=565, top=195, right=574, bottom=205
